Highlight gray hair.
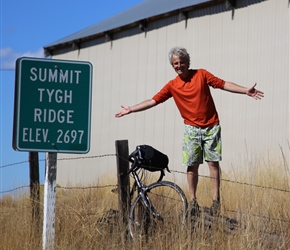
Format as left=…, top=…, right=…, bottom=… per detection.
left=168, top=47, right=190, bottom=65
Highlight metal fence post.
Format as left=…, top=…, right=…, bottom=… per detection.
left=42, top=152, right=57, bottom=250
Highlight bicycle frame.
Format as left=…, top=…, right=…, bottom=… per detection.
left=131, top=169, right=164, bottom=222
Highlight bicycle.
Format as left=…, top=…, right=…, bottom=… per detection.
left=127, top=145, right=188, bottom=241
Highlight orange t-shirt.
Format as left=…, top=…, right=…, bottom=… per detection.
left=152, top=69, right=225, bottom=127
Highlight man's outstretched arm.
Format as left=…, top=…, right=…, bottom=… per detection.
left=223, top=82, right=264, bottom=100
left=115, top=99, right=157, bottom=118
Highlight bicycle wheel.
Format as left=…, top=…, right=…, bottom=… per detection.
left=128, top=181, right=188, bottom=241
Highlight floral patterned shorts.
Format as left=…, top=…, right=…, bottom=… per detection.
left=182, top=124, right=222, bottom=166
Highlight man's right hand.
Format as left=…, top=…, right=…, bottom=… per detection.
left=115, top=105, right=132, bottom=117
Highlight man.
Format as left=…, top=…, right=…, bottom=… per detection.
left=115, top=47, right=264, bottom=216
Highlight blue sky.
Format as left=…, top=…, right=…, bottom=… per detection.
left=0, top=0, right=143, bottom=195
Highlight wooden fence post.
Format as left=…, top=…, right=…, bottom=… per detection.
left=29, top=152, right=40, bottom=229
left=115, top=140, right=130, bottom=224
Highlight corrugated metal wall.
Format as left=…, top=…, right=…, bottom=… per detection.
left=52, top=0, right=289, bottom=187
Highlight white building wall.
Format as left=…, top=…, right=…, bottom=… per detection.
left=52, top=0, right=289, bottom=187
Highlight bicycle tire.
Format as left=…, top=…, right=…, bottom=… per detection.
left=128, top=181, right=188, bottom=241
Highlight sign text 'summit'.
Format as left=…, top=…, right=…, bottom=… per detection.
left=30, top=67, right=82, bottom=84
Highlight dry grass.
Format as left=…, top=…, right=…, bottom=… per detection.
left=1, top=160, right=290, bottom=250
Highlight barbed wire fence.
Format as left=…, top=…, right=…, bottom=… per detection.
left=1, top=153, right=290, bottom=195
left=1, top=152, right=290, bottom=225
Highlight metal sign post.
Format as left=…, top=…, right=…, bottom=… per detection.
left=42, top=152, right=57, bottom=250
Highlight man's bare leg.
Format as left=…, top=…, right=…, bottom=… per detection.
left=207, top=161, right=221, bottom=201
left=187, top=165, right=199, bottom=200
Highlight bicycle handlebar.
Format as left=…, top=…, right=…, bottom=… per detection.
left=127, top=149, right=165, bottom=182
left=127, top=149, right=141, bottom=174
left=128, top=148, right=140, bottom=163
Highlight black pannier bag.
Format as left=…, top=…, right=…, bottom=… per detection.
left=136, top=145, right=170, bottom=173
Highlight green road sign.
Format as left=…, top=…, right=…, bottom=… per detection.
left=13, top=57, right=93, bottom=153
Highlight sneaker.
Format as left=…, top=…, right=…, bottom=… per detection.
left=188, top=199, right=200, bottom=218
left=210, top=199, right=221, bottom=216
